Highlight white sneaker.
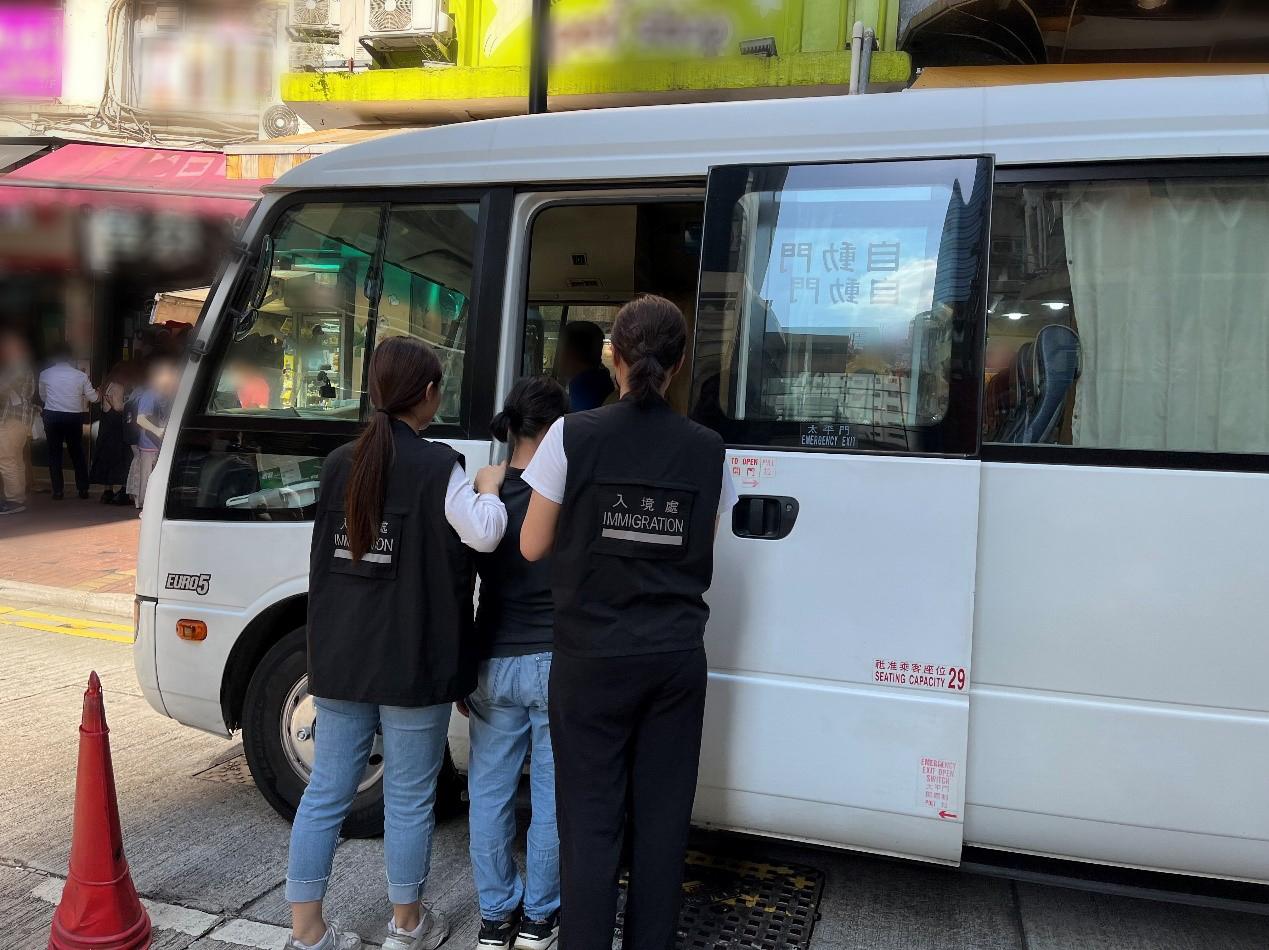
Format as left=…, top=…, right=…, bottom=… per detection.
left=382, top=904, right=451, bottom=950
left=513, top=913, right=559, bottom=950
left=283, top=923, right=363, bottom=950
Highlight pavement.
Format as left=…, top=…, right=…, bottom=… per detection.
left=3, top=595, right=1268, bottom=949
left=0, top=492, right=139, bottom=615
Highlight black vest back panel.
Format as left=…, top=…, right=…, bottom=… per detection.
left=553, top=399, right=724, bottom=657
left=308, top=423, right=475, bottom=706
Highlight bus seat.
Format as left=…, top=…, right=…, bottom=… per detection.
left=983, top=366, right=1014, bottom=441
left=997, top=341, right=1035, bottom=443
left=1022, top=324, right=1081, bottom=444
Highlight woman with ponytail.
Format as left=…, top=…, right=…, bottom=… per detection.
left=286, top=335, right=508, bottom=950
left=519, top=296, right=739, bottom=950
left=462, top=376, right=568, bottom=950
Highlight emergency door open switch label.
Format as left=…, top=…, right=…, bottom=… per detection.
left=920, top=756, right=959, bottom=820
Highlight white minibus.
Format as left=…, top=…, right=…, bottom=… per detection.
left=134, top=73, right=1269, bottom=882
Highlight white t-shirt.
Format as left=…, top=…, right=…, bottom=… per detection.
left=522, top=417, right=740, bottom=515
left=39, top=362, right=98, bottom=413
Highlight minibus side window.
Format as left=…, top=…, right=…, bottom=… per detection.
left=377, top=202, right=481, bottom=426
left=692, top=159, right=991, bottom=454
left=986, top=176, right=1269, bottom=457
left=169, top=199, right=484, bottom=520
left=206, top=203, right=383, bottom=421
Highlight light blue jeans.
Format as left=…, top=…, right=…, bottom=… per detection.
left=466, top=653, right=560, bottom=922
left=286, top=698, right=451, bottom=905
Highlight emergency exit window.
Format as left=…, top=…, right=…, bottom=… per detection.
left=692, top=159, right=991, bottom=455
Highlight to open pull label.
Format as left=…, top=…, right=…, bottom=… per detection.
left=594, top=483, right=695, bottom=558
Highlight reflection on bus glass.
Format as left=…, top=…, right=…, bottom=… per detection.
left=694, top=159, right=990, bottom=454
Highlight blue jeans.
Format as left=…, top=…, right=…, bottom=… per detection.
left=286, top=698, right=450, bottom=905
left=467, top=653, right=560, bottom=922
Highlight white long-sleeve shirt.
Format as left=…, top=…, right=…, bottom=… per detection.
left=443, top=462, right=507, bottom=553
left=38, top=362, right=98, bottom=413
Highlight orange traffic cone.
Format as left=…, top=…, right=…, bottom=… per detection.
left=49, top=672, right=151, bottom=950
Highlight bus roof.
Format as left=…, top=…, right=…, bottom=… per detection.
left=272, top=74, right=1269, bottom=193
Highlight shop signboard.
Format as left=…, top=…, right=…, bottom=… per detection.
left=0, top=3, right=63, bottom=100
left=482, top=0, right=809, bottom=65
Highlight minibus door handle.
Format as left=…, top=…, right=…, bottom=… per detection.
left=731, top=495, right=799, bottom=540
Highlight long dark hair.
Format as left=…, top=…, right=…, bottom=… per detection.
left=345, top=336, right=443, bottom=560
left=490, top=376, right=568, bottom=448
left=610, top=294, right=687, bottom=406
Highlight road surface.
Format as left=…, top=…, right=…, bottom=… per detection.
left=1, top=597, right=1265, bottom=949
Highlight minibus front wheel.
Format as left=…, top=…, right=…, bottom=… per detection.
left=241, top=626, right=467, bottom=838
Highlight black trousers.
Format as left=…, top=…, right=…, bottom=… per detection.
left=43, top=411, right=88, bottom=496
left=549, top=647, right=707, bottom=950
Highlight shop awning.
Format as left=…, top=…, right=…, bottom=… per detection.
left=225, top=126, right=411, bottom=181
left=151, top=286, right=211, bottom=325
left=0, top=142, right=49, bottom=173
left=0, top=143, right=271, bottom=218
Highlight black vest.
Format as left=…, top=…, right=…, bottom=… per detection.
left=475, top=469, right=554, bottom=658
left=307, top=421, right=476, bottom=706
left=553, top=398, right=724, bottom=657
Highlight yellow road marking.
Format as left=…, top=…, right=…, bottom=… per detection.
left=0, top=604, right=135, bottom=644
left=0, top=606, right=133, bottom=632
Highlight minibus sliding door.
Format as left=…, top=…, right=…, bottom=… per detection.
left=690, top=157, right=992, bottom=864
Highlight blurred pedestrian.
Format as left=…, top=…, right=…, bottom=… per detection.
left=0, top=331, right=36, bottom=515
left=38, top=345, right=97, bottom=500
left=132, top=356, right=178, bottom=512
left=90, top=362, right=135, bottom=504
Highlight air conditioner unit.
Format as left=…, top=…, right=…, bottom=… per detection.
left=154, top=2, right=184, bottom=33
left=365, top=0, right=445, bottom=37
left=291, top=0, right=342, bottom=31
left=262, top=103, right=303, bottom=140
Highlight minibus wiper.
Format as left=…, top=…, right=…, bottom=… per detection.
left=230, top=235, right=275, bottom=341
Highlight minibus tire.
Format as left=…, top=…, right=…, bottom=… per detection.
left=241, top=627, right=385, bottom=839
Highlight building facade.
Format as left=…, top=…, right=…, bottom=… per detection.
left=275, top=1, right=910, bottom=130
left=0, top=1, right=281, bottom=377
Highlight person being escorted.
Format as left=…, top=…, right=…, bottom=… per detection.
left=0, top=330, right=36, bottom=515
left=520, top=296, right=738, bottom=950
left=465, top=377, right=569, bottom=950
left=284, top=336, right=509, bottom=950
left=38, top=345, right=98, bottom=500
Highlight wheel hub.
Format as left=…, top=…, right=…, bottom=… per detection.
left=280, top=676, right=384, bottom=793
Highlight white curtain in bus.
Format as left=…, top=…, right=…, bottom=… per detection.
left=1063, top=181, right=1269, bottom=453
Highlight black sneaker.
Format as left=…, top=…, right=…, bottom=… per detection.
left=477, top=916, right=519, bottom=950
left=514, top=913, right=558, bottom=950
left=0, top=501, right=26, bottom=515
left=78, top=489, right=90, bottom=499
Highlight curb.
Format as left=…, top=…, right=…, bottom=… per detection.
left=0, top=579, right=133, bottom=619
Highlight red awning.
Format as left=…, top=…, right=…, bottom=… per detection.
left=0, top=143, right=270, bottom=218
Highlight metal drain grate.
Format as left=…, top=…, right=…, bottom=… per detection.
left=617, top=850, right=824, bottom=950
left=193, top=753, right=254, bottom=787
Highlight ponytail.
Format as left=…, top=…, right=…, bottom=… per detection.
left=345, top=336, right=442, bottom=561
left=610, top=294, right=687, bottom=407
left=491, top=376, right=567, bottom=445
left=345, top=410, right=395, bottom=560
